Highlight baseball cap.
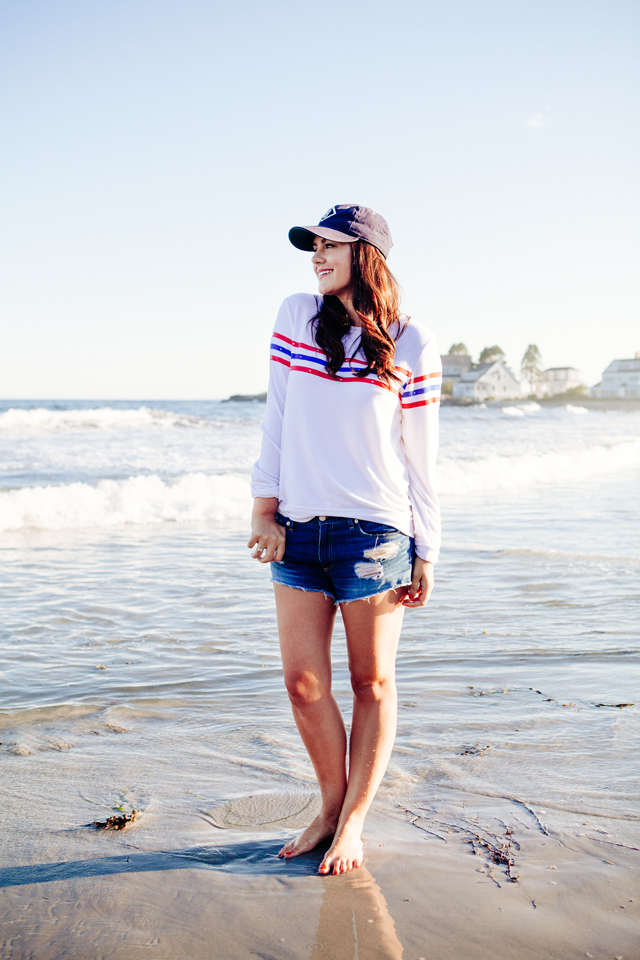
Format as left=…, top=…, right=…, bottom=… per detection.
left=288, top=204, right=393, bottom=259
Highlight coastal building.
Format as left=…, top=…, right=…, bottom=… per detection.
left=440, top=353, right=473, bottom=390
left=452, top=360, right=522, bottom=401
left=590, top=354, right=640, bottom=398
left=536, top=367, right=583, bottom=398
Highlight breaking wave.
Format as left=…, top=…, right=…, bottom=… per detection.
left=0, top=407, right=210, bottom=432
left=1, top=437, right=639, bottom=531
left=439, top=439, right=640, bottom=495
left=0, top=473, right=252, bottom=531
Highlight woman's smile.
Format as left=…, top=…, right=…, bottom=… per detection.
left=312, top=238, right=353, bottom=299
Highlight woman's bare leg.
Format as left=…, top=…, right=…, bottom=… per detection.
left=319, top=588, right=405, bottom=875
left=274, top=583, right=348, bottom=858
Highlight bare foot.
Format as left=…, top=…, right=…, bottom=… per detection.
left=318, top=825, right=363, bottom=875
left=278, top=815, right=337, bottom=859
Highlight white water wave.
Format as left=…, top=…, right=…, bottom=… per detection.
left=500, top=406, right=526, bottom=417
left=2, top=438, right=639, bottom=531
left=0, top=406, right=211, bottom=432
left=0, top=473, right=252, bottom=531
left=439, top=438, right=640, bottom=495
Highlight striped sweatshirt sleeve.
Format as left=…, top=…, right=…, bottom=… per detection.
left=400, top=334, right=442, bottom=562
left=250, top=298, right=293, bottom=499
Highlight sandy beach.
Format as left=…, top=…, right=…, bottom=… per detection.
left=1, top=399, right=639, bottom=958
left=2, top=789, right=638, bottom=959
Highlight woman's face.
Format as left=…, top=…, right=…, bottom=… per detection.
left=311, top=237, right=353, bottom=300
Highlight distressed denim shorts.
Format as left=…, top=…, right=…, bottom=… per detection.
left=271, top=513, right=414, bottom=604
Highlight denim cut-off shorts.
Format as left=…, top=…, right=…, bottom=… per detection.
left=271, top=513, right=414, bottom=604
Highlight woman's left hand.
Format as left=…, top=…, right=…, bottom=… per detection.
left=402, top=557, right=434, bottom=607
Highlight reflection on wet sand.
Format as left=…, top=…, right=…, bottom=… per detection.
left=312, top=865, right=403, bottom=959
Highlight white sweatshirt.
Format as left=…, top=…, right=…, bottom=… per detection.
left=251, top=293, right=442, bottom=562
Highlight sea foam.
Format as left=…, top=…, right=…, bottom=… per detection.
left=0, top=406, right=204, bottom=432
left=0, top=473, right=252, bottom=531
left=438, top=439, right=640, bottom=495
left=2, top=438, right=639, bottom=531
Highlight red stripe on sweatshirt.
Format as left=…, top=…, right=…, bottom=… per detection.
left=290, top=364, right=401, bottom=396
left=401, top=396, right=441, bottom=409
left=272, top=332, right=412, bottom=378
left=272, top=332, right=322, bottom=353
left=405, top=372, right=442, bottom=386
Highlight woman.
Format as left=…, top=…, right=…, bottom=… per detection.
left=248, top=204, right=441, bottom=876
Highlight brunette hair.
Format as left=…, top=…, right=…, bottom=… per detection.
left=312, top=241, right=405, bottom=385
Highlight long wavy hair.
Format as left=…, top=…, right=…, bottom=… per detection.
left=312, top=241, right=405, bottom=385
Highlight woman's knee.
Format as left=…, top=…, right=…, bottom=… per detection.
left=284, top=669, right=328, bottom=706
left=350, top=671, right=395, bottom=702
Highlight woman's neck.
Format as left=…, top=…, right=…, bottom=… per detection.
left=338, top=295, right=364, bottom=327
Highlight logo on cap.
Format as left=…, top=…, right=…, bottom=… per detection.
left=319, top=207, right=337, bottom=222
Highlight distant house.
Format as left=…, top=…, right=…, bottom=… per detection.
left=590, top=354, right=640, bottom=398
left=536, top=367, right=583, bottom=398
left=453, top=360, right=522, bottom=400
left=440, top=353, right=473, bottom=388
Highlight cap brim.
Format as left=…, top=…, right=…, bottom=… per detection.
left=288, top=225, right=358, bottom=251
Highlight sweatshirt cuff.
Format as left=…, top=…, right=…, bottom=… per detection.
left=250, top=481, right=280, bottom=499
left=415, top=545, right=439, bottom=563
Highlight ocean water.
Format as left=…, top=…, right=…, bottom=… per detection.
left=1, top=398, right=639, bottom=871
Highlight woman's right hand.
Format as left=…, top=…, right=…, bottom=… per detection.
left=247, top=498, right=286, bottom=563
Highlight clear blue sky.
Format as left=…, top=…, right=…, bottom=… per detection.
left=1, top=0, right=638, bottom=398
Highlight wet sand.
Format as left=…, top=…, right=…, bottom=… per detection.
left=2, top=402, right=639, bottom=958
left=2, top=790, right=638, bottom=960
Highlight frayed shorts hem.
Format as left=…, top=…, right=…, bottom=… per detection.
left=271, top=576, right=412, bottom=607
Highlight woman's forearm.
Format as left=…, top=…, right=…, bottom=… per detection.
left=252, top=496, right=279, bottom=519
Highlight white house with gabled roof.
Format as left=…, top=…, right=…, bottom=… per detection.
left=440, top=353, right=473, bottom=386
left=590, top=354, right=640, bottom=398
left=536, top=367, right=583, bottom=397
left=452, top=360, right=522, bottom=400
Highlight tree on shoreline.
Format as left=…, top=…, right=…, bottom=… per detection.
left=520, top=344, right=543, bottom=392
left=448, top=342, right=469, bottom=355
left=479, top=345, right=506, bottom=364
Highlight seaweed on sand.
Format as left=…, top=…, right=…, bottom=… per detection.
left=465, top=831, right=520, bottom=885
left=93, top=810, right=137, bottom=830
left=400, top=805, right=521, bottom=885
left=460, top=743, right=491, bottom=756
